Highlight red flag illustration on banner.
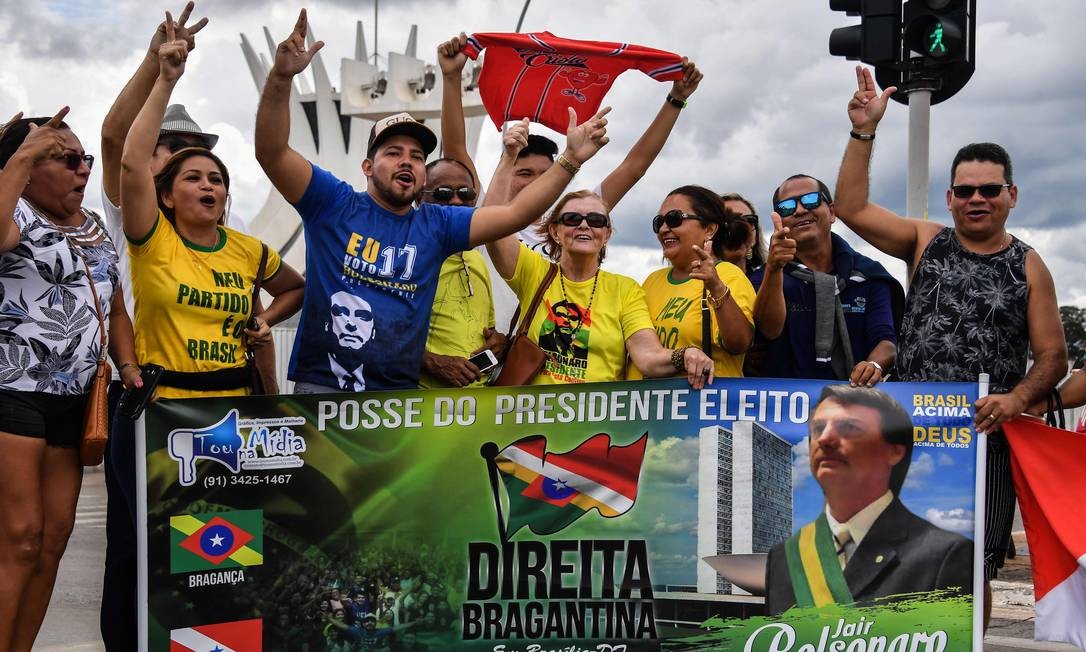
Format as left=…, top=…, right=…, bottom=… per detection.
left=170, top=618, right=261, bottom=652
left=462, top=32, right=683, bottom=132
left=1004, top=418, right=1086, bottom=650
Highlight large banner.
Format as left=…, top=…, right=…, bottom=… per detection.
left=139, top=378, right=980, bottom=651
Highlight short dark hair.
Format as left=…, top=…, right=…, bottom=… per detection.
left=424, top=157, right=475, bottom=187
left=720, top=191, right=766, bottom=270
left=772, top=174, right=833, bottom=207
left=518, top=134, right=558, bottom=162
left=153, top=148, right=231, bottom=223
left=813, top=384, right=914, bottom=495
left=0, top=117, right=73, bottom=169
left=667, top=185, right=749, bottom=259
left=951, top=142, right=1013, bottom=185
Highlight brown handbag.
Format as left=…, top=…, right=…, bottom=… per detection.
left=246, top=244, right=279, bottom=395
left=492, top=263, right=559, bottom=387
left=74, top=249, right=109, bottom=466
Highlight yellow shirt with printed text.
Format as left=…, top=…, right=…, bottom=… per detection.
left=129, top=213, right=282, bottom=398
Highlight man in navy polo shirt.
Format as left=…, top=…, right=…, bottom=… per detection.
left=255, top=11, right=610, bottom=393
left=749, top=174, right=903, bottom=385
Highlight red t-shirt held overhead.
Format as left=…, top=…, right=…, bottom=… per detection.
left=462, top=32, right=684, bottom=133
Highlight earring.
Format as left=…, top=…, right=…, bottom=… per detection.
left=746, top=247, right=753, bottom=260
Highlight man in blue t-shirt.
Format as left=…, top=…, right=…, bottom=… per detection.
left=749, top=174, right=903, bottom=384
left=255, top=11, right=611, bottom=392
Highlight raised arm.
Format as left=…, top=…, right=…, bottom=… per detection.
left=101, top=2, right=207, bottom=206
left=835, top=66, right=938, bottom=264
left=469, top=106, right=609, bottom=248
left=752, top=212, right=794, bottom=339
left=599, top=58, right=701, bottom=211
left=436, top=33, right=479, bottom=190
left=119, top=13, right=187, bottom=242
left=688, top=243, right=752, bottom=354
left=482, top=118, right=529, bottom=279
left=0, top=109, right=66, bottom=253
left=254, top=9, right=324, bottom=203
left=976, top=251, right=1068, bottom=432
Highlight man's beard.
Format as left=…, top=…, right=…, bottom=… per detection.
left=371, top=173, right=419, bottom=209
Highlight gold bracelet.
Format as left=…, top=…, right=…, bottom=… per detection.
left=118, top=362, right=139, bottom=372
left=706, top=284, right=731, bottom=308
left=556, top=154, right=580, bottom=176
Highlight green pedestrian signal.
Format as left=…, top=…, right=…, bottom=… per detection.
left=928, top=22, right=947, bottom=56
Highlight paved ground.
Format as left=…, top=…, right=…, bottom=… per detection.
left=31, top=471, right=1078, bottom=651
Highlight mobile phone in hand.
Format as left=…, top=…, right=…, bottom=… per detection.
left=117, top=363, right=165, bottom=421
left=468, top=349, right=499, bottom=374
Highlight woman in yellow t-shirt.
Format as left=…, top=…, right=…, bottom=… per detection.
left=487, top=189, right=714, bottom=387
left=119, top=19, right=303, bottom=397
left=636, top=185, right=756, bottom=379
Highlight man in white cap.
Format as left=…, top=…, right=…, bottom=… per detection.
left=255, top=10, right=610, bottom=393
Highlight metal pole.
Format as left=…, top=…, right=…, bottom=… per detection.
left=515, top=0, right=532, bottom=33
left=906, top=87, right=932, bottom=219
left=372, top=0, right=379, bottom=66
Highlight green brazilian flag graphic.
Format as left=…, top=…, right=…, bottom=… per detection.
left=169, top=509, right=264, bottom=574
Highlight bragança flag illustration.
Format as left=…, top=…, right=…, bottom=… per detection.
left=495, top=433, right=647, bottom=536
left=170, top=509, right=263, bottom=573
left=170, top=618, right=261, bottom=651
left=1005, top=418, right=1086, bottom=650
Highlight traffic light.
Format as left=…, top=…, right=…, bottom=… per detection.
left=900, top=0, right=975, bottom=103
left=828, top=0, right=902, bottom=66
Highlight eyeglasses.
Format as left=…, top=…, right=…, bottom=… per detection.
left=159, top=136, right=211, bottom=153
left=558, top=212, right=609, bottom=228
left=737, top=213, right=759, bottom=227
left=55, top=153, right=94, bottom=171
left=775, top=191, right=827, bottom=218
left=421, top=186, right=477, bottom=203
left=950, top=183, right=1010, bottom=199
left=652, top=210, right=704, bottom=233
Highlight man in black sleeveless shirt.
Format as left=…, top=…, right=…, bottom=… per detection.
left=832, top=66, right=1067, bottom=628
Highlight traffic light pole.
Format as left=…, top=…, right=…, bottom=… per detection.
left=904, top=78, right=938, bottom=219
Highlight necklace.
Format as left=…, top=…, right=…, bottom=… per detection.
left=458, top=253, right=475, bottom=297
left=557, top=266, right=600, bottom=341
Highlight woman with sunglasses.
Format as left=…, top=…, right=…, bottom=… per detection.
left=119, top=17, right=303, bottom=401
left=0, top=109, right=141, bottom=649
left=486, top=188, right=715, bottom=388
left=633, top=186, right=756, bottom=379
left=719, top=192, right=766, bottom=275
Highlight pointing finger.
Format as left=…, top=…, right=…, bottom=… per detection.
left=188, top=16, right=209, bottom=36
left=165, top=11, right=175, bottom=42
left=855, top=64, right=864, bottom=90
left=177, top=1, right=194, bottom=27
left=591, top=105, right=612, bottom=121
left=44, top=106, right=69, bottom=128
left=294, top=8, right=308, bottom=38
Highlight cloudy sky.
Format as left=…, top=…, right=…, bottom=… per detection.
left=4, top=0, right=1084, bottom=303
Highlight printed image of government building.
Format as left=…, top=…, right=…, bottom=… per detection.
left=696, top=422, right=792, bottom=594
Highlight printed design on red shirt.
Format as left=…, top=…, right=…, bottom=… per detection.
left=463, top=31, right=683, bottom=132
left=538, top=298, right=591, bottom=382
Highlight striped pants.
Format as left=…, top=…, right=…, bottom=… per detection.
left=984, top=434, right=1016, bottom=580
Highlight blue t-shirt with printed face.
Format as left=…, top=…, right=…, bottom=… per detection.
left=289, top=165, right=473, bottom=390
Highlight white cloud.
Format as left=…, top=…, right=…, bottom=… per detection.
left=791, top=437, right=811, bottom=490
left=904, top=452, right=936, bottom=490
left=938, top=452, right=956, bottom=467
left=642, top=435, right=699, bottom=487
left=925, top=507, right=975, bottom=534
left=649, top=515, right=696, bottom=536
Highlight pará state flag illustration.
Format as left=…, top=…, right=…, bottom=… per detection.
left=170, top=618, right=261, bottom=652
left=170, top=509, right=263, bottom=574
left=495, top=432, right=647, bottom=536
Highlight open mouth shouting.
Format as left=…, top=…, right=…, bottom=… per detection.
left=199, top=194, right=218, bottom=209
left=393, top=170, right=415, bottom=190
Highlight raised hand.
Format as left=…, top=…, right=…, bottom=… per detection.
left=690, top=241, right=726, bottom=294
left=437, top=32, right=469, bottom=77
left=158, top=12, right=190, bottom=83
left=272, top=9, right=325, bottom=79
left=21, top=107, right=70, bottom=163
left=0, top=111, right=23, bottom=142
left=766, top=212, right=796, bottom=271
left=669, top=57, right=704, bottom=101
left=148, top=2, right=208, bottom=55
left=502, top=118, right=529, bottom=159
left=848, top=65, right=896, bottom=133
left=563, top=106, right=610, bottom=166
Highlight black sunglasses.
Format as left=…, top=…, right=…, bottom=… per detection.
left=652, top=209, right=705, bottom=233
left=55, top=153, right=94, bottom=171
left=950, top=183, right=1010, bottom=199
left=422, top=186, right=477, bottom=203
left=775, top=191, right=827, bottom=218
left=159, top=136, right=211, bottom=154
left=737, top=213, right=759, bottom=227
left=558, top=212, right=609, bottom=228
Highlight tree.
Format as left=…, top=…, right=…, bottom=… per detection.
left=1060, top=305, right=1086, bottom=368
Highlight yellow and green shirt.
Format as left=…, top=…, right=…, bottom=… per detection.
left=419, top=250, right=496, bottom=389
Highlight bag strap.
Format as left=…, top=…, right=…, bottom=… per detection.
left=1046, top=389, right=1066, bottom=429
left=701, top=285, right=712, bottom=357
left=68, top=238, right=108, bottom=363
left=245, top=244, right=270, bottom=363
left=506, top=263, right=559, bottom=338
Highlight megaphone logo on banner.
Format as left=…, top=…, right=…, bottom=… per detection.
left=169, top=410, right=245, bottom=486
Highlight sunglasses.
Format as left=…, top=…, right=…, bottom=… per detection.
left=54, top=153, right=94, bottom=171
left=559, top=212, right=609, bottom=228
left=775, top=191, right=827, bottom=218
left=422, top=186, right=477, bottom=203
left=652, top=209, right=704, bottom=233
left=159, top=136, right=211, bottom=153
left=737, top=213, right=759, bottom=227
left=950, top=183, right=1010, bottom=199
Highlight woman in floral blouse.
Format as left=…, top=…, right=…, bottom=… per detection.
left=0, top=110, right=140, bottom=649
